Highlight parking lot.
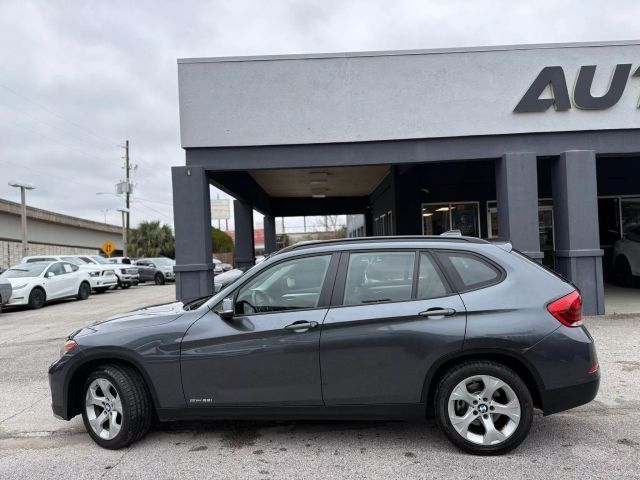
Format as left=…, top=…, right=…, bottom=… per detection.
left=0, top=285, right=639, bottom=479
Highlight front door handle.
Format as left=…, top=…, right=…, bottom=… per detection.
left=418, top=308, right=457, bottom=318
left=284, top=321, right=318, bottom=332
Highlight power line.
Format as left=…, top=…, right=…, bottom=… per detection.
left=0, top=81, right=120, bottom=148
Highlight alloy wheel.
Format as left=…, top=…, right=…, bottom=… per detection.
left=447, top=374, right=521, bottom=446
left=85, top=378, right=123, bottom=440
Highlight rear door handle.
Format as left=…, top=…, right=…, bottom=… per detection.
left=418, top=308, right=456, bottom=318
left=284, top=321, right=318, bottom=332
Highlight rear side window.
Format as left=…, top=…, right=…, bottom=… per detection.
left=436, top=251, right=502, bottom=291
left=416, top=253, right=451, bottom=299
left=344, top=251, right=415, bottom=305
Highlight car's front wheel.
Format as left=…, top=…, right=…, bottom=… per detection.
left=82, top=364, right=152, bottom=449
left=27, top=288, right=46, bottom=309
left=435, top=361, right=533, bottom=455
left=77, top=282, right=91, bottom=300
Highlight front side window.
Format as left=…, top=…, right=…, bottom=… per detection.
left=436, top=251, right=502, bottom=291
left=235, top=255, right=332, bottom=314
left=343, top=251, right=415, bottom=305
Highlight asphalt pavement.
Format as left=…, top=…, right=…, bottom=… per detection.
left=0, top=284, right=639, bottom=479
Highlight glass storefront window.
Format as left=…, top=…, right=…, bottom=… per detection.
left=422, top=202, right=480, bottom=237
left=622, top=198, right=640, bottom=234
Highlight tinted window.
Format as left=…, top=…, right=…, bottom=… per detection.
left=436, top=251, right=501, bottom=290
left=344, top=251, right=415, bottom=305
left=416, top=253, right=450, bottom=299
left=628, top=225, right=640, bottom=242
left=47, top=263, right=67, bottom=276
left=236, top=255, right=331, bottom=314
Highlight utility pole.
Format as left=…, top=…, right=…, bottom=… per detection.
left=125, top=140, right=130, bottom=236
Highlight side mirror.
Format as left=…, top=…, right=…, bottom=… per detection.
left=219, top=297, right=234, bottom=319
left=46, top=272, right=54, bottom=278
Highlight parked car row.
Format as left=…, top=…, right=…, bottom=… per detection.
left=0, top=255, right=177, bottom=311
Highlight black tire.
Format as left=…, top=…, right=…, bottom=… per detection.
left=121, top=283, right=131, bottom=289
left=154, top=273, right=165, bottom=286
left=435, top=361, right=533, bottom=455
left=27, top=288, right=46, bottom=309
left=94, top=287, right=109, bottom=294
left=81, top=364, right=152, bottom=450
left=77, top=282, right=91, bottom=300
left=614, top=256, right=633, bottom=287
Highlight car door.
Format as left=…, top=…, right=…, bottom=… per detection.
left=136, top=261, right=153, bottom=281
left=43, top=262, right=69, bottom=299
left=320, top=249, right=467, bottom=405
left=180, top=253, right=339, bottom=406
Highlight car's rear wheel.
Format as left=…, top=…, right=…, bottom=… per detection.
left=435, top=361, right=533, bottom=455
left=82, top=364, right=152, bottom=449
left=77, top=282, right=91, bottom=300
left=27, top=288, right=46, bottom=309
left=154, top=273, right=165, bottom=285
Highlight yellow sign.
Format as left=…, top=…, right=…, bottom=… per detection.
left=101, top=240, right=116, bottom=257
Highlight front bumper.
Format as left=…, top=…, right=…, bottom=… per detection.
left=48, top=348, right=84, bottom=420
left=118, top=273, right=140, bottom=286
left=89, top=276, right=118, bottom=289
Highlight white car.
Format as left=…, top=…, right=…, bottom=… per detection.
left=0, top=261, right=92, bottom=309
left=613, top=224, right=640, bottom=286
left=22, top=255, right=118, bottom=293
left=65, top=255, right=139, bottom=289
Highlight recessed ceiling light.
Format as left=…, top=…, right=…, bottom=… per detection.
left=435, top=207, right=450, bottom=212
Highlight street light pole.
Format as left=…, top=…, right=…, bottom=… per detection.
left=8, top=181, right=35, bottom=258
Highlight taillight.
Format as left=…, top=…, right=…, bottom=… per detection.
left=60, top=339, right=77, bottom=357
left=547, top=290, right=583, bottom=327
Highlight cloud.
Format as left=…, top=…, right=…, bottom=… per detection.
left=0, top=0, right=638, bottom=229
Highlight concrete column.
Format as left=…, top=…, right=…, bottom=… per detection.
left=552, top=150, right=604, bottom=315
left=234, top=200, right=255, bottom=269
left=263, top=215, right=277, bottom=254
left=171, top=166, right=214, bottom=302
left=495, top=152, right=543, bottom=262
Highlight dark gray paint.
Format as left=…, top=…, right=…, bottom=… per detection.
left=233, top=199, right=255, bottom=270
left=551, top=151, right=605, bottom=315
left=185, top=129, right=640, bottom=171
left=514, top=66, right=571, bottom=112
left=494, top=153, right=543, bottom=260
left=573, top=64, right=632, bottom=110
left=263, top=215, right=276, bottom=254
left=49, top=238, right=599, bottom=426
left=171, top=166, right=214, bottom=301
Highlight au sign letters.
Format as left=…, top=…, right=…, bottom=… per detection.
left=515, top=64, right=640, bottom=112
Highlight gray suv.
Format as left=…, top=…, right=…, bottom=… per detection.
left=48, top=236, right=599, bottom=455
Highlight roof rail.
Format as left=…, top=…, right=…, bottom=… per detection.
left=277, top=235, right=488, bottom=254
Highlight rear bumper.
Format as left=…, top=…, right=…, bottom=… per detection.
left=540, top=374, right=600, bottom=415
left=48, top=350, right=84, bottom=421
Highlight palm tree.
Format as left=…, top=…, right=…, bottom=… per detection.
left=127, top=221, right=175, bottom=258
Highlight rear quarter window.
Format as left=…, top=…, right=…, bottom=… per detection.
left=435, top=251, right=503, bottom=292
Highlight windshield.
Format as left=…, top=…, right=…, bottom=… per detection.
left=89, top=255, right=110, bottom=264
left=1, top=263, right=48, bottom=278
left=153, top=258, right=175, bottom=267
left=61, top=257, right=85, bottom=266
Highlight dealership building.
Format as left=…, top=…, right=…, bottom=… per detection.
left=173, top=40, right=640, bottom=314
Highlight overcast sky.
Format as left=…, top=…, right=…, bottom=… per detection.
left=1, top=0, right=639, bottom=230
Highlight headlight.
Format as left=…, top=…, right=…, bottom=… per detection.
left=89, top=271, right=100, bottom=277
left=60, top=339, right=77, bottom=357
